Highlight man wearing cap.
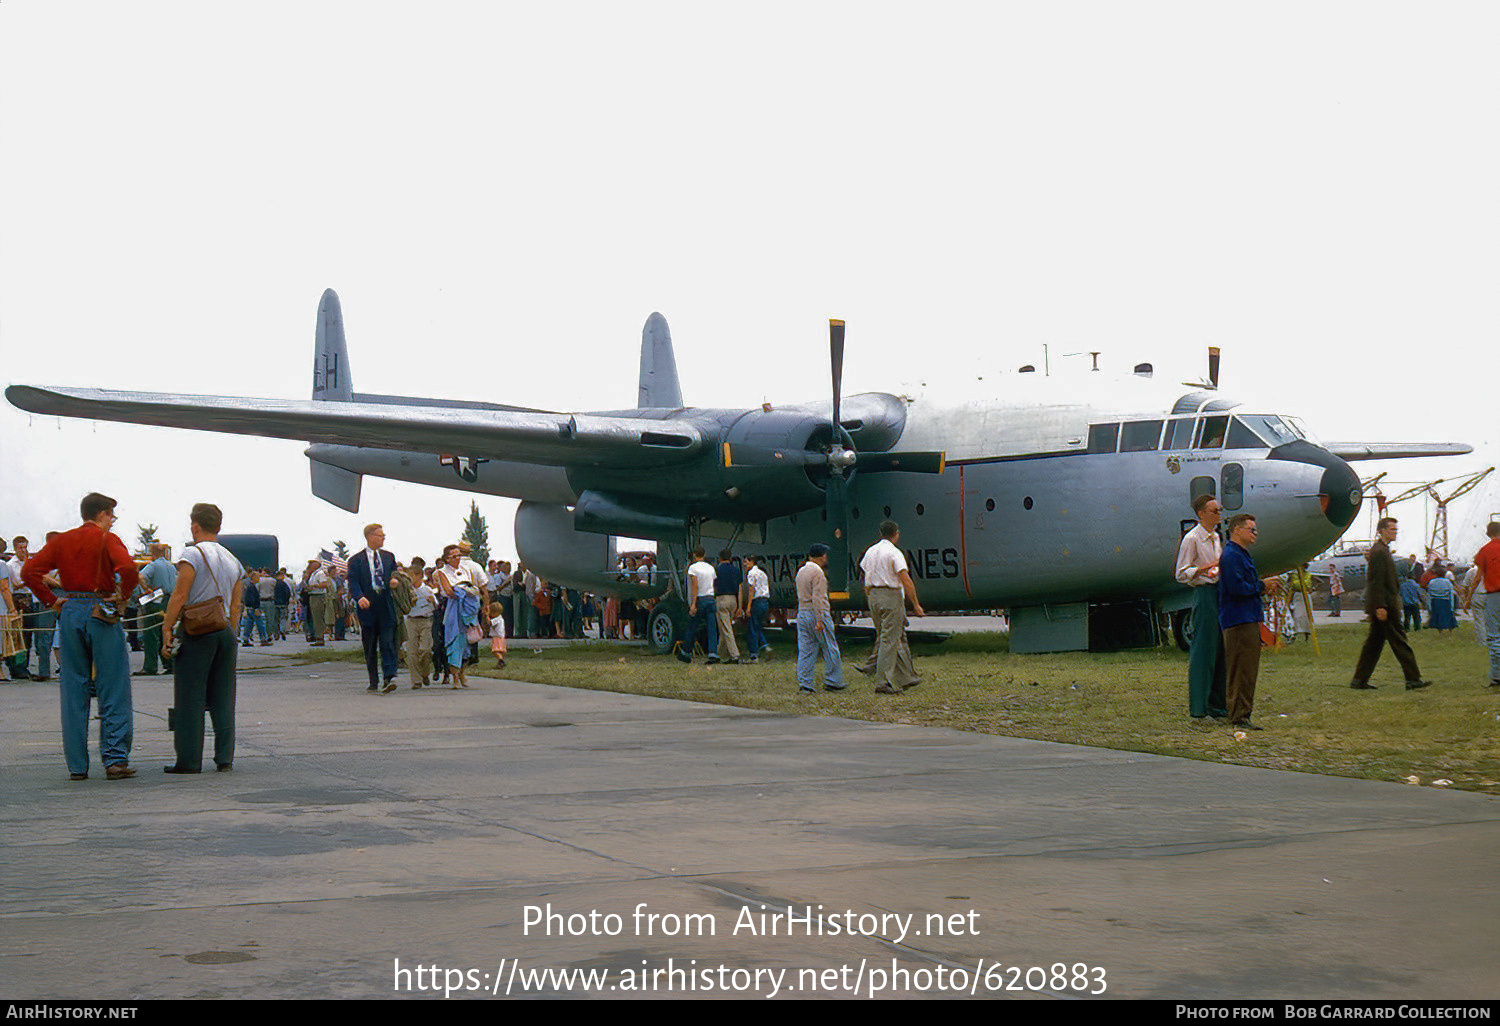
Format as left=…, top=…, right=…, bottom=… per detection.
left=303, top=559, right=329, bottom=645
left=794, top=543, right=843, bottom=692
left=22, top=492, right=141, bottom=780
left=136, top=542, right=177, bottom=676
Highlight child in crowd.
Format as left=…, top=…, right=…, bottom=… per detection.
left=488, top=601, right=507, bottom=668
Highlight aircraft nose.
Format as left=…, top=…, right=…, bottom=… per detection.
left=1319, top=455, right=1362, bottom=528
left=1268, top=440, right=1362, bottom=529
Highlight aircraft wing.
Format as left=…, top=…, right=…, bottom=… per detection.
left=1322, top=442, right=1473, bottom=461
left=4, top=384, right=705, bottom=468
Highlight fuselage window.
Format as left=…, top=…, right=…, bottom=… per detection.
left=1190, top=476, right=1216, bottom=508
left=1164, top=418, right=1195, bottom=450
left=1120, top=420, right=1164, bottom=452
left=1221, top=462, right=1244, bottom=511
left=1194, top=415, right=1228, bottom=449
left=1088, top=422, right=1120, bottom=454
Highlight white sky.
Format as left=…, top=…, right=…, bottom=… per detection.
left=2, top=1, right=1497, bottom=567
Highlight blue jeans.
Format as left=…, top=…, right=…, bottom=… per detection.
left=1486, top=595, right=1500, bottom=681
left=240, top=608, right=267, bottom=643
left=57, top=596, right=132, bottom=773
left=686, top=597, right=718, bottom=659
left=796, top=610, right=843, bottom=690
left=29, top=606, right=55, bottom=677
left=747, top=598, right=770, bottom=654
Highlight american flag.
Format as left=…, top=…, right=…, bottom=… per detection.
left=318, top=549, right=348, bottom=574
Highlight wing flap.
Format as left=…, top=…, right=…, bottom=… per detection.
left=6, top=384, right=704, bottom=468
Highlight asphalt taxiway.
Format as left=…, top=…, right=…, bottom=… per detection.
left=1, top=640, right=1496, bottom=1000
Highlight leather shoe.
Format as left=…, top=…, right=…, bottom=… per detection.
left=69, top=772, right=88, bottom=781
left=215, top=763, right=232, bottom=772
left=163, top=764, right=201, bottom=774
left=901, top=678, right=923, bottom=690
left=1405, top=680, right=1433, bottom=691
left=382, top=679, right=397, bottom=693
left=105, top=764, right=137, bottom=780
left=1349, top=681, right=1377, bottom=690
left=874, top=685, right=900, bottom=695
left=1231, top=720, right=1264, bottom=731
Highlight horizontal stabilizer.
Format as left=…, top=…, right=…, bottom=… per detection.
left=5, top=384, right=706, bottom=468
left=310, top=459, right=362, bottom=512
left=1323, top=442, right=1473, bottom=462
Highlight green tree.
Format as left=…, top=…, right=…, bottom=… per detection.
left=135, top=523, right=159, bottom=556
left=332, top=540, right=350, bottom=560
left=461, top=501, right=489, bottom=566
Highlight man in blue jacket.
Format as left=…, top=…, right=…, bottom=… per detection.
left=348, top=523, right=400, bottom=694
left=1218, top=513, right=1278, bottom=730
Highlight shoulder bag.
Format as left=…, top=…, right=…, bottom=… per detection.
left=182, top=544, right=230, bottom=637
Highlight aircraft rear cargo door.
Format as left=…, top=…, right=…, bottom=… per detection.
left=956, top=465, right=979, bottom=596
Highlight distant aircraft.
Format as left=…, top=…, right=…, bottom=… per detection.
left=5, top=289, right=1473, bottom=655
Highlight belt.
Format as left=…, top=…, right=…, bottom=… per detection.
left=867, top=585, right=900, bottom=591
left=60, top=590, right=111, bottom=599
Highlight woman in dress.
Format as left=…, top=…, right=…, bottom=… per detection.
left=434, top=545, right=481, bottom=688
left=1426, top=564, right=1458, bottom=635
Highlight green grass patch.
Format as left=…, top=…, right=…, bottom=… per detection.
left=283, top=623, right=1500, bottom=794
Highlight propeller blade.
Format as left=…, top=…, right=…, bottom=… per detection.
left=722, top=442, right=824, bottom=468
left=825, top=472, right=850, bottom=599
left=1208, top=346, right=1220, bottom=389
left=829, top=319, right=845, bottom=434
left=856, top=451, right=946, bottom=475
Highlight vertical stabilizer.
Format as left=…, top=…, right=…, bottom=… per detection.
left=313, top=288, right=353, bottom=401
left=309, top=288, right=362, bottom=510
left=637, top=312, right=683, bottom=409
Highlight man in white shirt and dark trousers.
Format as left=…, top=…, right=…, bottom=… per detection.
left=742, top=554, right=771, bottom=661
left=1175, top=493, right=1229, bottom=723
left=675, top=547, right=719, bottom=664
left=857, top=520, right=924, bottom=694
left=795, top=544, right=843, bottom=692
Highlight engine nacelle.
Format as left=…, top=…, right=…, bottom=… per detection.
left=514, top=501, right=667, bottom=599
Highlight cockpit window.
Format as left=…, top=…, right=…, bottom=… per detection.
left=1283, top=416, right=1311, bottom=442
left=1119, top=420, right=1163, bottom=452
left=1164, top=418, right=1195, bottom=450
left=1224, top=417, right=1264, bottom=449
left=1228, top=414, right=1300, bottom=449
left=1194, top=415, right=1228, bottom=449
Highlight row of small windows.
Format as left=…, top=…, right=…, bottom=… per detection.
left=799, top=496, right=1030, bottom=522
left=1087, top=414, right=1305, bottom=455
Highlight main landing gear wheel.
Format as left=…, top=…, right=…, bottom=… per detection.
left=648, top=601, right=687, bottom=656
left=1171, top=609, right=1194, bottom=652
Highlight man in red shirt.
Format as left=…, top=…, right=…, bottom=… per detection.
left=22, top=492, right=141, bottom=780
left=1476, top=522, right=1500, bottom=688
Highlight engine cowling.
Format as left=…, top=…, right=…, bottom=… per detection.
left=514, top=501, right=667, bottom=598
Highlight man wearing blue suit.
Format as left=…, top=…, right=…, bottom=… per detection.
left=348, top=523, right=399, bottom=694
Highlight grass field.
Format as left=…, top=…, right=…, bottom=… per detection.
left=299, top=620, right=1500, bottom=794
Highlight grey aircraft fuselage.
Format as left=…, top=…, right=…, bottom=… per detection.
left=306, top=378, right=1363, bottom=626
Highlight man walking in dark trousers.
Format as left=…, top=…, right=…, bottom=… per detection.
left=349, top=523, right=400, bottom=694
left=1350, top=517, right=1432, bottom=692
